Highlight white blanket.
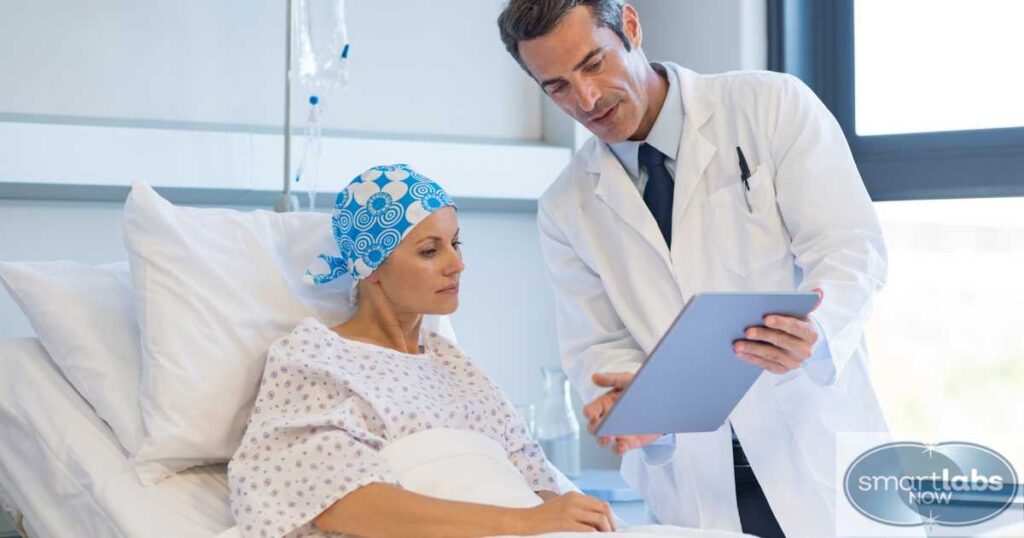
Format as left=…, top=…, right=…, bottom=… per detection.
left=218, top=428, right=751, bottom=538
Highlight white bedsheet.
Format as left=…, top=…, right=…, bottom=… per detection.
left=1, top=338, right=750, bottom=538
left=0, top=338, right=234, bottom=537
left=219, top=428, right=750, bottom=538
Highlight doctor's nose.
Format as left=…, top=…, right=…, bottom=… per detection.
left=573, top=81, right=600, bottom=113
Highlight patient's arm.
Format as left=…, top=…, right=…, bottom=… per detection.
left=313, top=483, right=614, bottom=537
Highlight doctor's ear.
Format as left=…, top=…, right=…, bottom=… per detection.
left=621, top=4, right=642, bottom=50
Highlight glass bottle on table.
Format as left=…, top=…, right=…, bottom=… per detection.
left=536, top=367, right=581, bottom=478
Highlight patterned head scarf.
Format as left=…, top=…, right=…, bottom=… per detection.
left=305, top=164, right=457, bottom=285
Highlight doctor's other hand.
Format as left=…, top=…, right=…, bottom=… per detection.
left=584, top=372, right=661, bottom=455
left=734, top=287, right=824, bottom=374
left=519, top=491, right=616, bottom=533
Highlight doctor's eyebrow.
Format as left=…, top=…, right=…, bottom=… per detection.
left=539, top=47, right=605, bottom=91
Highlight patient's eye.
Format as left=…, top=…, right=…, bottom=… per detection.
left=452, top=240, right=462, bottom=250
left=420, top=248, right=437, bottom=258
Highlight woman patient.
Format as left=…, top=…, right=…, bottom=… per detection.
left=228, top=164, right=616, bottom=537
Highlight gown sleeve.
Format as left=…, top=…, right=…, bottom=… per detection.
left=478, top=365, right=560, bottom=492
left=228, top=333, right=399, bottom=538
left=504, top=411, right=561, bottom=493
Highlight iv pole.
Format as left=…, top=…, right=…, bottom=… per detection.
left=275, top=0, right=301, bottom=213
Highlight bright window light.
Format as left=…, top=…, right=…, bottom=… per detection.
left=866, top=197, right=1024, bottom=468
left=855, top=0, right=1024, bottom=135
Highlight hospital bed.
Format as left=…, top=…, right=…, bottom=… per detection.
left=0, top=184, right=757, bottom=538
left=0, top=338, right=235, bottom=537
left=0, top=337, right=750, bottom=538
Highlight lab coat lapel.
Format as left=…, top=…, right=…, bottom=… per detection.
left=668, top=64, right=717, bottom=256
left=589, top=143, right=674, bottom=273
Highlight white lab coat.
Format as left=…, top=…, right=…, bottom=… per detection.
left=537, top=64, right=891, bottom=538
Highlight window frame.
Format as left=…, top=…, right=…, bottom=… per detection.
left=768, top=0, right=1024, bottom=201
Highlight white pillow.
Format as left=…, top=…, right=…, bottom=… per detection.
left=124, top=182, right=455, bottom=484
left=0, top=261, right=145, bottom=454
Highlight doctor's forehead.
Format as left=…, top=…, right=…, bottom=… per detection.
left=517, top=7, right=619, bottom=79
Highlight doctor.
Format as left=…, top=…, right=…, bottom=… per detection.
left=497, top=1, right=890, bottom=537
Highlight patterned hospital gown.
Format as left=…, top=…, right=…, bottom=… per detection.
left=228, top=317, right=557, bottom=538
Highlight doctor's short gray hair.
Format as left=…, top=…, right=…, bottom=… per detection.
left=497, top=0, right=632, bottom=74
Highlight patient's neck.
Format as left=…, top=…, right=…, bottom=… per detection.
left=333, top=287, right=423, bottom=355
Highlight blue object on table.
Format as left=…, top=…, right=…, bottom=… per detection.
left=573, top=469, right=644, bottom=502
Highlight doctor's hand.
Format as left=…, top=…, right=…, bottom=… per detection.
left=584, top=372, right=661, bottom=455
left=734, top=288, right=824, bottom=374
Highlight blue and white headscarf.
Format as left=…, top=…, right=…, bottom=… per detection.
left=305, top=164, right=457, bottom=285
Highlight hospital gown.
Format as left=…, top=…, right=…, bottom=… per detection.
left=228, top=317, right=557, bottom=538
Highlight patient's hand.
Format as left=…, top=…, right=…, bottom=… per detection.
left=584, top=372, right=661, bottom=455
left=535, top=490, right=560, bottom=502
left=519, top=491, right=616, bottom=534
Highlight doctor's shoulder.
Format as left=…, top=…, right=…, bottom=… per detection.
left=537, top=137, right=600, bottom=222
left=701, top=70, right=812, bottom=120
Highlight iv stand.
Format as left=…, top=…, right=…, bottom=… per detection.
left=274, top=0, right=301, bottom=213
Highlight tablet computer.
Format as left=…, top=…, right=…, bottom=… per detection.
left=594, top=291, right=820, bottom=436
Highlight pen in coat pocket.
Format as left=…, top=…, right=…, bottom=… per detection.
left=736, top=146, right=753, bottom=213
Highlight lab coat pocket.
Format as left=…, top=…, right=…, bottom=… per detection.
left=704, top=167, right=791, bottom=277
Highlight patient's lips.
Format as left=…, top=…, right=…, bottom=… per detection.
left=437, top=282, right=459, bottom=294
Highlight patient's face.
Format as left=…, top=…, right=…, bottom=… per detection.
left=517, top=5, right=650, bottom=143
left=371, top=207, right=463, bottom=315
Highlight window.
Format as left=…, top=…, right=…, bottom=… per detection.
left=854, top=0, right=1024, bottom=136
left=768, top=0, right=1024, bottom=483
left=768, top=0, right=1024, bottom=200
left=867, top=197, right=1024, bottom=468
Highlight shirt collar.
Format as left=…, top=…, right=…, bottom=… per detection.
left=608, top=63, right=684, bottom=181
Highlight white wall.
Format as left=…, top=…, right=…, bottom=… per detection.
left=632, top=0, right=767, bottom=73
left=0, top=122, right=570, bottom=199
left=0, top=0, right=565, bottom=200
left=0, top=0, right=541, bottom=141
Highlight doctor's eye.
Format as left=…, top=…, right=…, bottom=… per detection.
left=549, top=82, right=568, bottom=95
left=583, top=59, right=603, bottom=73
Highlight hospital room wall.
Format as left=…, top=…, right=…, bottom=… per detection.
left=631, top=0, right=767, bottom=73
left=0, top=0, right=768, bottom=474
left=0, top=0, right=542, bottom=141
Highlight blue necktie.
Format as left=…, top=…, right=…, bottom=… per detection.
left=639, top=143, right=674, bottom=248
